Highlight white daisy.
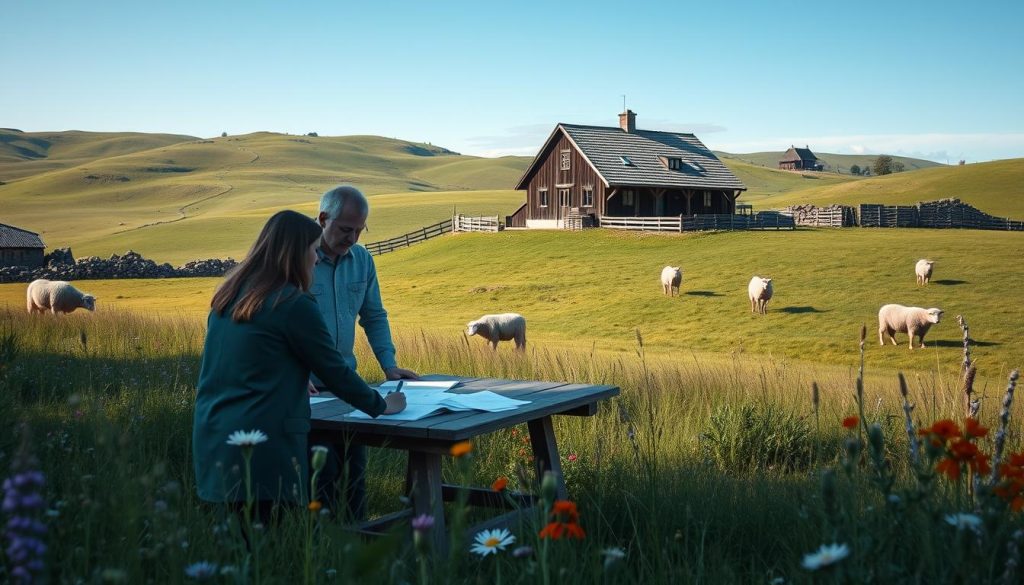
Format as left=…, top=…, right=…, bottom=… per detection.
left=184, top=561, right=218, bottom=580
left=801, top=543, right=850, bottom=571
left=469, top=528, right=515, bottom=556
left=945, top=513, right=983, bottom=531
left=226, top=430, right=268, bottom=447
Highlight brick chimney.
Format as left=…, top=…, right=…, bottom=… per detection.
left=618, top=109, right=636, bottom=133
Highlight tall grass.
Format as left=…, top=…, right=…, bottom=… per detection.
left=1, top=307, right=1021, bottom=583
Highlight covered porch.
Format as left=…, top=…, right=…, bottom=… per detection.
left=604, top=186, right=741, bottom=217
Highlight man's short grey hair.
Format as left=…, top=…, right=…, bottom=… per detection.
left=319, top=185, right=369, bottom=219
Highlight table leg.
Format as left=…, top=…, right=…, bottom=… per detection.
left=407, top=451, right=447, bottom=554
left=527, top=416, right=568, bottom=500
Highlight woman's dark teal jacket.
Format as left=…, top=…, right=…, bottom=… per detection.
left=192, top=285, right=386, bottom=503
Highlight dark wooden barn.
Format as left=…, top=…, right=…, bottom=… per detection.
left=509, top=111, right=747, bottom=228
left=778, top=146, right=824, bottom=171
left=0, top=222, right=46, bottom=268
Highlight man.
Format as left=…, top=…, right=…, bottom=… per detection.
left=309, top=184, right=418, bottom=520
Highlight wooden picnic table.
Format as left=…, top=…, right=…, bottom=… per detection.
left=310, top=374, right=619, bottom=552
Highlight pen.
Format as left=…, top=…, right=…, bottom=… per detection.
left=387, top=380, right=404, bottom=396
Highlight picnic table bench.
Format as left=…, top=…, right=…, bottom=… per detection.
left=310, top=374, right=619, bottom=552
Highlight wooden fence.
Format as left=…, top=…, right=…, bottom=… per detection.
left=860, top=199, right=1024, bottom=231
left=363, top=218, right=453, bottom=256
left=599, top=213, right=794, bottom=232
left=453, top=214, right=502, bottom=232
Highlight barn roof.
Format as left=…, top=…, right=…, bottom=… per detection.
left=780, top=146, right=819, bottom=163
left=514, top=124, right=746, bottom=191
left=0, top=222, right=45, bottom=249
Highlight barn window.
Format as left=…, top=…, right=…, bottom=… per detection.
left=622, top=190, right=635, bottom=206
left=558, top=188, right=570, bottom=207
left=704, top=191, right=712, bottom=207
left=560, top=150, right=571, bottom=171
left=538, top=188, right=549, bottom=207
left=582, top=187, right=594, bottom=207
left=667, top=157, right=681, bottom=170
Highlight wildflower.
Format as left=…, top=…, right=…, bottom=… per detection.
left=539, top=500, right=586, bottom=540
left=842, top=416, right=859, bottom=429
left=945, top=513, right=983, bottom=531
left=225, top=430, right=268, bottom=447
left=311, top=445, right=329, bottom=471
left=567, top=453, right=578, bottom=463
left=512, top=545, right=534, bottom=558
left=965, top=418, right=989, bottom=438
left=491, top=476, right=509, bottom=492
left=184, top=561, right=219, bottom=580
left=470, top=528, right=515, bottom=556
left=602, top=546, right=627, bottom=569
left=411, top=514, right=434, bottom=533
left=2, top=464, right=48, bottom=583
left=308, top=500, right=322, bottom=513
left=801, top=543, right=850, bottom=570
left=918, top=419, right=961, bottom=442
left=449, top=441, right=472, bottom=458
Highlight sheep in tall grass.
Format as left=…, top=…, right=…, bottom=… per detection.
left=26, top=279, right=96, bottom=314
left=748, top=277, right=773, bottom=314
left=466, top=313, right=526, bottom=351
left=878, top=304, right=943, bottom=349
left=915, top=259, right=935, bottom=285
left=661, top=266, right=682, bottom=296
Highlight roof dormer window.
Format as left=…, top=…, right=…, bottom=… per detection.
left=668, top=157, right=682, bottom=170
left=619, top=156, right=634, bottom=166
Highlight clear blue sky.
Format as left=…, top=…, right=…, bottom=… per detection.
left=3, top=0, right=1022, bottom=162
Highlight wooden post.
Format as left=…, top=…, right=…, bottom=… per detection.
left=407, top=451, right=446, bottom=554
left=528, top=416, right=568, bottom=500
left=684, top=192, right=692, bottom=216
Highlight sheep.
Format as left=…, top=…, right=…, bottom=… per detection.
left=661, top=266, right=682, bottom=296
left=878, top=304, right=943, bottom=350
left=26, top=279, right=96, bottom=315
left=915, top=259, right=934, bottom=285
left=466, top=313, right=526, bottom=351
left=748, top=276, right=773, bottom=314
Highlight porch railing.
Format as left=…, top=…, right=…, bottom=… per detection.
left=599, top=213, right=795, bottom=232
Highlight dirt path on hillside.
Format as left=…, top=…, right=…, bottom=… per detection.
left=112, top=146, right=260, bottom=235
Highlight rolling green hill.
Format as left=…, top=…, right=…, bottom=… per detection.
left=717, top=150, right=943, bottom=175
left=768, top=158, right=1024, bottom=218
left=0, top=129, right=198, bottom=181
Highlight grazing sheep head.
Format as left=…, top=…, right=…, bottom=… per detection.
left=82, top=295, right=96, bottom=311
left=762, top=278, right=772, bottom=289
left=466, top=321, right=480, bottom=336
left=926, top=308, right=943, bottom=323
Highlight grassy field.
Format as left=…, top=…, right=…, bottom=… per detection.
left=2, top=305, right=1022, bottom=583
left=3, top=228, right=1021, bottom=379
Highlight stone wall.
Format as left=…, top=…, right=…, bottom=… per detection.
left=0, top=248, right=237, bottom=284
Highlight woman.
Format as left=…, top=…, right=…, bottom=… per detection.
left=192, top=210, right=405, bottom=510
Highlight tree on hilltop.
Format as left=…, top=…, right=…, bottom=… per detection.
left=850, top=164, right=861, bottom=176
left=873, top=155, right=895, bottom=175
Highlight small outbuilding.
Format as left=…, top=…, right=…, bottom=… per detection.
left=778, top=145, right=824, bottom=171
left=0, top=222, right=46, bottom=268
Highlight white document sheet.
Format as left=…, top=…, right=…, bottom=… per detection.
left=309, top=396, right=338, bottom=405
left=347, top=388, right=530, bottom=421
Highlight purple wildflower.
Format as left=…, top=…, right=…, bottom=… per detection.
left=3, top=460, right=48, bottom=584
left=411, top=514, right=435, bottom=533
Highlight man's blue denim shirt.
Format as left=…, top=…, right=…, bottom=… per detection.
left=310, top=244, right=397, bottom=384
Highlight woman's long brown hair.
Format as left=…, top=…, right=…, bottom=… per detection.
left=211, top=210, right=322, bottom=322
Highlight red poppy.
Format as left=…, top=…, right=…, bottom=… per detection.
left=936, top=458, right=961, bottom=481
left=842, top=416, right=859, bottom=430
left=491, top=476, right=509, bottom=492
left=964, top=418, right=989, bottom=438
left=919, top=419, right=962, bottom=441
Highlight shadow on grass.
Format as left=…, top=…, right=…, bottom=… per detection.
left=778, top=306, right=827, bottom=314
left=930, top=339, right=1000, bottom=348
left=933, top=279, right=969, bottom=286
left=685, top=290, right=724, bottom=297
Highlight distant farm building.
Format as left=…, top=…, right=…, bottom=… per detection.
left=778, top=146, right=824, bottom=171
left=0, top=222, right=45, bottom=268
left=509, top=110, right=747, bottom=229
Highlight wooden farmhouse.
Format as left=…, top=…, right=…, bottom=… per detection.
left=509, top=110, right=747, bottom=229
left=0, top=222, right=45, bottom=268
left=778, top=145, right=824, bottom=171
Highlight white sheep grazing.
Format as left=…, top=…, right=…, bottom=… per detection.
left=26, top=279, right=96, bottom=315
left=878, top=304, right=943, bottom=349
left=915, top=259, right=934, bottom=285
left=661, top=266, right=682, bottom=296
left=466, top=313, right=526, bottom=351
left=748, top=276, right=774, bottom=314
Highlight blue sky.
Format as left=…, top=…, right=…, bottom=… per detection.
left=2, top=0, right=1022, bottom=162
